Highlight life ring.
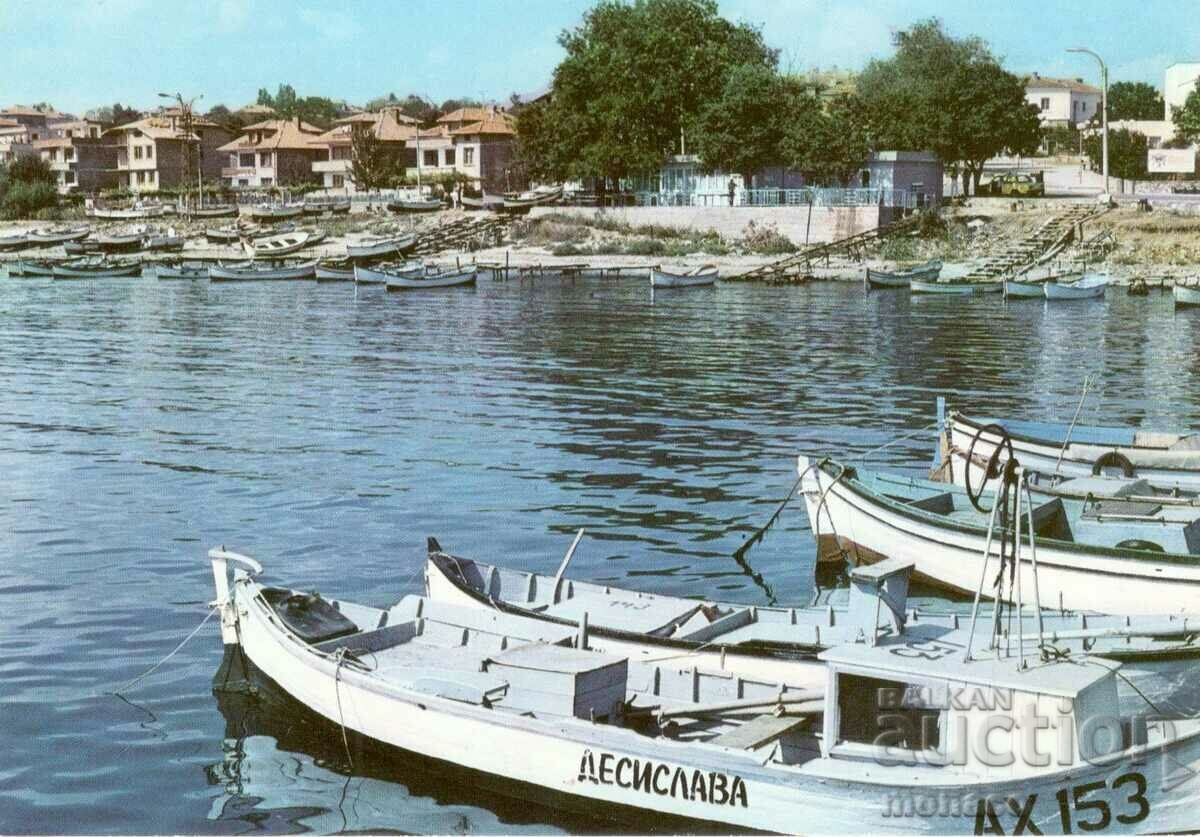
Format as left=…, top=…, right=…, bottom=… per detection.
left=1091, top=450, right=1135, bottom=478
left=965, top=423, right=1015, bottom=512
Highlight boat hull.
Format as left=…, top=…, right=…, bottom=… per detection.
left=1044, top=280, right=1106, bottom=300
left=28, top=228, right=90, bottom=245
left=650, top=268, right=718, bottom=288
left=345, top=235, right=415, bottom=259
left=249, top=206, right=303, bottom=220
left=315, top=263, right=355, bottom=281
left=387, top=200, right=442, bottom=213
left=798, top=456, right=1200, bottom=614
left=52, top=262, right=142, bottom=278
left=911, top=280, right=999, bottom=295
left=209, top=261, right=316, bottom=281
left=185, top=206, right=238, bottom=219
left=866, top=261, right=941, bottom=289
left=1174, top=283, right=1200, bottom=308
left=386, top=269, right=477, bottom=289
left=1003, top=280, right=1046, bottom=298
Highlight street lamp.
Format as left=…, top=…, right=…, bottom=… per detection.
left=158, top=91, right=204, bottom=207
left=1067, top=48, right=1108, bottom=194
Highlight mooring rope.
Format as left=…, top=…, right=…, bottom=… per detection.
left=108, top=605, right=218, bottom=696
left=333, top=648, right=355, bottom=770
left=732, top=475, right=803, bottom=562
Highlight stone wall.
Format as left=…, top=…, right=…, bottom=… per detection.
left=529, top=204, right=885, bottom=245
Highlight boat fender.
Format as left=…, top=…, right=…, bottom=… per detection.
left=1091, top=450, right=1135, bottom=478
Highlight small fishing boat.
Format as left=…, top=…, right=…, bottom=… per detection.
left=142, top=228, right=186, bottom=252
left=345, top=233, right=416, bottom=260
left=243, top=230, right=314, bottom=258
left=303, top=196, right=351, bottom=215
left=1002, top=265, right=1081, bottom=298
left=27, top=225, right=90, bottom=245
left=209, top=260, right=316, bottom=281
left=386, top=198, right=443, bottom=214
left=798, top=455, right=1200, bottom=614
left=1174, top=279, right=1200, bottom=308
left=9, top=259, right=59, bottom=277
left=945, top=409, right=1200, bottom=491
left=1044, top=273, right=1108, bottom=300
left=89, top=203, right=168, bottom=220
left=315, top=259, right=355, bottom=281
left=910, top=279, right=1000, bottom=294
left=210, top=547, right=1200, bottom=834
left=205, top=225, right=256, bottom=244
left=353, top=260, right=425, bottom=285
left=384, top=265, right=477, bottom=290
left=502, top=185, right=564, bottom=213
left=155, top=260, right=210, bottom=279
left=63, top=240, right=104, bottom=256
left=184, top=204, right=239, bottom=219
left=864, top=259, right=941, bottom=289
left=426, top=543, right=1200, bottom=669
left=0, top=231, right=28, bottom=251
left=52, top=258, right=142, bottom=279
left=95, top=228, right=146, bottom=253
left=248, top=203, right=304, bottom=221
left=650, top=264, right=718, bottom=288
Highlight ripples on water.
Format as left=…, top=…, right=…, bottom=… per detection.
left=2, top=271, right=1198, bottom=833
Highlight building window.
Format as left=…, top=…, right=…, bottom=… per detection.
left=64, top=171, right=75, bottom=185
left=238, top=178, right=249, bottom=187
left=146, top=144, right=153, bottom=158
left=464, top=147, right=475, bottom=166
left=134, top=145, right=143, bottom=160
left=65, top=148, right=74, bottom=161
left=49, top=149, right=58, bottom=161
left=423, top=149, right=437, bottom=167
left=1040, top=97, right=1050, bottom=111
left=332, top=174, right=344, bottom=188
left=259, top=152, right=270, bottom=167
left=240, top=153, right=254, bottom=168
left=444, top=148, right=455, bottom=166
left=261, top=177, right=273, bottom=186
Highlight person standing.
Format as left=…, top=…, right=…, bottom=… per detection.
left=727, top=177, right=737, bottom=207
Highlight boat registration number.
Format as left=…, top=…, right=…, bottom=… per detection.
left=974, top=772, right=1149, bottom=834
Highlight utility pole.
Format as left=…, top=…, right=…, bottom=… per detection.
left=159, top=92, right=204, bottom=209
left=1067, top=48, right=1108, bottom=195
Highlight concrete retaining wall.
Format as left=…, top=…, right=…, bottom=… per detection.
left=530, top=205, right=884, bottom=244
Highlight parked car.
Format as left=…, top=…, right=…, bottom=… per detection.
left=985, top=171, right=1045, bottom=197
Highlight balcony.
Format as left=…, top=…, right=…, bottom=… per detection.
left=313, top=159, right=351, bottom=173
left=221, top=166, right=256, bottom=178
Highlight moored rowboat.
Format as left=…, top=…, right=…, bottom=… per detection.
left=243, top=230, right=314, bottom=258
left=345, top=233, right=415, bottom=259
left=386, top=198, right=443, bottom=214
left=27, top=225, right=90, bottom=245
left=209, top=260, right=316, bottom=281
left=315, top=259, right=355, bottom=281
left=910, top=279, right=1000, bottom=294
left=1174, top=279, right=1200, bottom=308
left=650, top=265, right=718, bottom=288
left=385, top=265, right=477, bottom=290
left=52, top=258, right=142, bottom=278
left=1043, top=273, right=1108, bottom=300
left=248, top=203, right=304, bottom=220
left=865, top=259, right=941, bottom=289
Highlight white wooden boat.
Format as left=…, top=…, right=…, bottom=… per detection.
left=650, top=265, right=718, bottom=288
left=243, top=230, right=314, bottom=258
left=387, top=198, right=443, bottom=214
left=205, top=225, right=257, bottom=244
left=64, top=240, right=104, bottom=256
left=209, top=260, right=316, bottom=281
left=502, top=185, right=563, bottom=213
left=865, top=260, right=941, bottom=289
left=910, top=279, right=1000, bottom=295
left=184, top=204, right=238, bottom=219
left=156, top=260, right=209, bottom=279
left=798, top=455, right=1200, bottom=614
left=10, top=259, right=58, bottom=277
left=1174, top=280, right=1200, bottom=308
left=95, top=227, right=146, bottom=253
left=345, top=233, right=415, bottom=260
left=248, top=203, right=304, bottom=220
left=88, top=204, right=167, bottom=220
left=27, top=225, right=90, bottom=245
left=303, top=197, right=351, bottom=215
left=0, top=231, right=28, bottom=251
left=315, top=260, right=355, bottom=281
left=385, top=265, right=477, bottom=290
left=945, top=410, right=1200, bottom=491
left=210, top=547, right=1200, bottom=834
left=1044, top=273, right=1108, bottom=300
left=52, top=258, right=142, bottom=279
left=425, top=543, right=1200, bottom=668
left=353, top=261, right=423, bottom=285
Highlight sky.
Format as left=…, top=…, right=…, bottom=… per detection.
left=1, top=0, right=1198, bottom=116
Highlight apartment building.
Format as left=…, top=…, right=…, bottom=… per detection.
left=310, top=108, right=417, bottom=191
left=105, top=110, right=234, bottom=192
left=1024, top=74, right=1102, bottom=127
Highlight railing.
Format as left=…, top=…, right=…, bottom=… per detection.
left=570, top=187, right=915, bottom=209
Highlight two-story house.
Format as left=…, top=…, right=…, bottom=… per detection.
left=447, top=109, right=518, bottom=193
left=310, top=108, right=418, bottom=192
left=105, top=110, right=234, bottom=193
left=35, top=118, right=116, bottom=193
left=218, top=118, right=325, bottom=188
left=1024, top=74, right=1102, bottom=128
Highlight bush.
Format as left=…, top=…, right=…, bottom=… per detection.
left=624, top=238, right=667, bottom=256
left=2, top=181, right=58, bottom=219
left=551, top=242, right=588, bottom=256
left=741, top=220, right=796, bottom=255
left=917, top=210, right=947, bottom=237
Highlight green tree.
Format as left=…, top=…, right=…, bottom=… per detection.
left=781, top=92, right=872, bottom=186
left=1107, top=81, right=1164, bottom=121
left=205, top=104, right=246, bottom=132
left=109, top=103, right=141, bottom=126
left=7, top=155, right=55, bottom=186
left=857, top=19, right=1040, bottom=194
left=1084, top=128, right=1147, bottom=188
left=691, top=63, right=789, bottom=187
left=518, top=0, right=776, bottom=201
left=1172, top=88, right=1200, bottom=144
left=348, top=127, right=394, bottom=191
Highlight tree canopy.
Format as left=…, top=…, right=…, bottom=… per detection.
left=1172, top=89, right=1200, bottom=144
left=781, top=92, right=872, bottom=186
left=1107, top=81, right=1164, bottom=121
left=854, top=19, right=1040, bottom=193
left=256, top=84, right=342, bottom=128
left=1085, top=127, right=1147, bottom=185
left=517, top=0, right=777, bottom=192
left=690, top=63, right=790, bottom=186
left=349, top=127, right=395, bottom=192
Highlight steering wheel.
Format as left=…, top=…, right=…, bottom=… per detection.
left=965, top=423, right=1015, bottom=512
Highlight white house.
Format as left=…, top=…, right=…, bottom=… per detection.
left=1024, top=74, right=1102, bottom=127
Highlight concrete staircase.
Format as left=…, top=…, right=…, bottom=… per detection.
left=961, top=205, right=1106, bottom=281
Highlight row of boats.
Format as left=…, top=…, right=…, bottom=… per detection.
left=866, top=260, right=1112, bottom=299
left=204, top=403, right=1200, bottom=833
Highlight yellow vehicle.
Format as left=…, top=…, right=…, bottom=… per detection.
left=986, top=171, right=1045, bottom=197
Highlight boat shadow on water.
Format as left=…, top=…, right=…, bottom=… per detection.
left=210, top=648, right=747, bottom=835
